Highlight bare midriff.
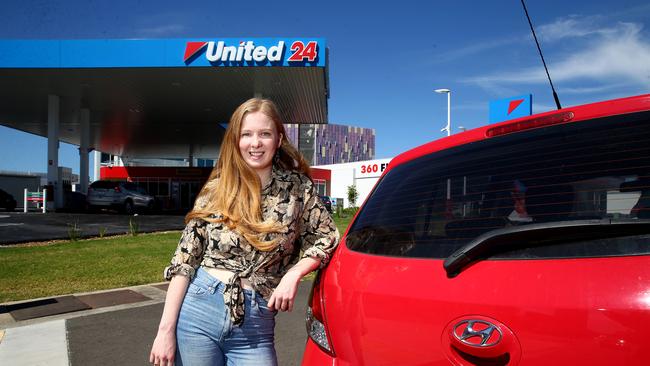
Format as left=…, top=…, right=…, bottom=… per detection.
left=203, top=266, right=254, bottom=290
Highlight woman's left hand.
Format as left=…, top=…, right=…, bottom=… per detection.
left=268, top=270, right=301, bottom=312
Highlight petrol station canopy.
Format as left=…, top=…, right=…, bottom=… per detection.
left=0, top=38, right=329, bottom=159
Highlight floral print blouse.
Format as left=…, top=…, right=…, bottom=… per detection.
left=164, top=165, right=340, bottom=326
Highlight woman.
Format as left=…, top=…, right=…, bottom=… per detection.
left=149, top=98, right=339, bottom=366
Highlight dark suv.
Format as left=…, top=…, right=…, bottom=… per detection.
left=0, top=189, right=17, bottom=212
left=86, top=180, right=154, bottom=214
left=302, top=94, right=650, bottom=366
left=319, top=195, right=332, bottom=212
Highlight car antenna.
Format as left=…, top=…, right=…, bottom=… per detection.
left=520, top=0, right=562, bottom=110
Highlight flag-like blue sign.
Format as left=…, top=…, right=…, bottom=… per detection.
left=489, top=94, right=533, bottom=123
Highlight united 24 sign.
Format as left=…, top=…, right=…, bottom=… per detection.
left=183, top=38, right=325, bottom=67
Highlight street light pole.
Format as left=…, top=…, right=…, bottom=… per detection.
left=434, top=88, right=453, bottom=203
left=435, top=88, right=451, bottom=136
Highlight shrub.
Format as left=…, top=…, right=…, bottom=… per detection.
left=128, top=217, right=140, bottom=236
left=343, top=207, right=359, bottom=216
left=347, top=185, right=359, bottom=208
left=67, top=221, right=82, bottom=241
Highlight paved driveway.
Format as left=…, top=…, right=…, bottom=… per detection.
left=67, top=282, right=311, bottom=366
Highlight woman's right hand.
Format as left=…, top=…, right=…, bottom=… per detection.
left=149, top=275, right=190, bottom=366
left=149, top=329, right=176, bottom=366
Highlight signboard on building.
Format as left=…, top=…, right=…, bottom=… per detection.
left=489, top=94, right=533, bottom=123
left=183, top=39, right=325, bottom=67
left=0, top=38, right=326, bottom=68
left=314, top=158, right=393, bottom=208
left=355, top=161, right=389, bottom=178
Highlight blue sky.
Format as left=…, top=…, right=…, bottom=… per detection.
left=1, top=0, right=649, bottom=174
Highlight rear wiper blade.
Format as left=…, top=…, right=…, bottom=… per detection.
left=443, top=219, right=650, bottom=278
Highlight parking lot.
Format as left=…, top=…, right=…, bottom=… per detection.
left=0, top=211, right=186, bottom=245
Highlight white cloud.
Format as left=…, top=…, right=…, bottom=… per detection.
left=454, top=102, right=488, bottom=112
left=136, top=24, right=186, bottom=37
left=432, top=36, right=522, bottom=64
left=132, top=11, right=191, bottom=37
left=537, top=15, right=619, bottom=42
left=463, top=19, right=650, bottom=90
left=468, top=78, right=526, bottom=97
left=559, top=83, right=630, bottom=95
left=532, top=103, right=560, bottom=114
left=609, top=3, right=650, bottom=19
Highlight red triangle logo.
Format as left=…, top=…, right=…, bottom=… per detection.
left=184, top=42, right=208, bottom=62
left=507, top=99, right=525, bottom=115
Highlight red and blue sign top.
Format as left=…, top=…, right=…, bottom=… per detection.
left=0, top=38, right=326, bottom=68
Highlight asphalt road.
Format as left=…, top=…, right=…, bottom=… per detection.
left=0, top=211, right=185, bottom=244
left=66, top=281, right=312, bottom=366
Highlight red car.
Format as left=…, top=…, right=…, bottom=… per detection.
left=302, top=94, right=650, bottom=366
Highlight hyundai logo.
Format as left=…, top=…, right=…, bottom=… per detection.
left=453, top=320, right=502, bottom=347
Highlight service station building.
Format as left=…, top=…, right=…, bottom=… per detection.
left=0, top=38, right=331, bottom=210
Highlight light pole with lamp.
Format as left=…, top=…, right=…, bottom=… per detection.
left=435, top=88, right=451, bottom=136
left=435, top=88, right=453, bottom=208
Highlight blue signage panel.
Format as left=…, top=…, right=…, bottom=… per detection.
left=0, top=38, right=326, bottom=68
left=489, top=94, right=533, bottom=123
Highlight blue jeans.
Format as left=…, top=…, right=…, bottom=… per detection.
left=175, top=267, right=278, bottom=366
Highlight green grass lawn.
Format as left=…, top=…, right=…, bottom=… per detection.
left=0, top=232, right=179, bottom=303
left=0, top=215, right=354, bottom=303
left=333, top=214, right=352, bottom=235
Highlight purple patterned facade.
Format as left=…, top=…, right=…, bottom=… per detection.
left=284, top=123, right=375, bottom=165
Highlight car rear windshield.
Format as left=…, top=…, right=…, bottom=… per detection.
left=346, top=111, right=650, bottom=259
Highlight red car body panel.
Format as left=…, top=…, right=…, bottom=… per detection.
left=302, top=94, right=650, bottom=365
left=305, top=243, right=650, bottom=365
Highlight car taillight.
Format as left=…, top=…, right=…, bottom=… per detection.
left=486, top=111, right=575, bottom=137
left=306, top=272, right=335, bottom=356
left=114, top=186, right=121, bottom=193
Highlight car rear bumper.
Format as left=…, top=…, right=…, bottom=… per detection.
left=86, top=199, right=112, bottom=206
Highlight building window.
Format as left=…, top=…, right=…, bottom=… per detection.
left=314, top=179, right=327, bottom=196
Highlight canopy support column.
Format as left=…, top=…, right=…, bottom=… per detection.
left=79, top=108, right=90, bottom=194
left=93, top=151, right=101, bottom=182
left=47, top=95, right=62, bottom=210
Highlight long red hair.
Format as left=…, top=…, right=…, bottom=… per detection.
left=186, top=98, right=310, bottom=251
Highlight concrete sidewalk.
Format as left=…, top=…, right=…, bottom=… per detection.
left=0, top=281, right=312, bottom=366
